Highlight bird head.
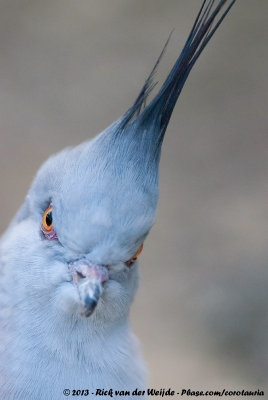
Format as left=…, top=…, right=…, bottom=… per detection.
left=22, top=117, right=160, bottom=321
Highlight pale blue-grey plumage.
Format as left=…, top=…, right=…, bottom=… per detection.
left=0, top=1, right=236, bottom=399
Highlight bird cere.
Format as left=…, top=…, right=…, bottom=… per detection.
left=0, top=1, right=237, bottom=399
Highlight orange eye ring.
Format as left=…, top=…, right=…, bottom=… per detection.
left=132, top=243, right=143, bottom=260
left=42, top=206, right=53, bottom=232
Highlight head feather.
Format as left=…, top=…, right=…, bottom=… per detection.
left=113, top=0, right=236, bottom=161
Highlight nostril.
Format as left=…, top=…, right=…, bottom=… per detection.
left=76, top=271, right=86, bottom=279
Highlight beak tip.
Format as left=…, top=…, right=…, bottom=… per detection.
left=80, top=286, right=101, bottom=317
left=84, top=294, right=98, bottom=315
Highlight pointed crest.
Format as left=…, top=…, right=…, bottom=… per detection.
left=89, top=0, right=237, bottom=188
left=117, top=0, right=236, bottom=150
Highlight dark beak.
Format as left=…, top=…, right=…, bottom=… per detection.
left=69, top=260, right=109, bottom=317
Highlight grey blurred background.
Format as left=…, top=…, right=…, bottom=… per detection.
left=0, top=0, right=267, bottom=392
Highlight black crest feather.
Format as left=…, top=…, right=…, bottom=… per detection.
left=120, top=0, right=236, bottom=141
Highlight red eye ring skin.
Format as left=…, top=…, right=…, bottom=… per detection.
left=42, top=205, right=58, bottom=240
left=125, top=243, right=143, bottom=267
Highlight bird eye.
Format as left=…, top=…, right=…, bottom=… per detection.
left=42, top=206, right=53, bottom=232
left=132, top=243, right=143, bottom=260
left=125, top=243, right=143, bottom=267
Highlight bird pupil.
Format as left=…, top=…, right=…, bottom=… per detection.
left=46, top=211, right=52, bottom=227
